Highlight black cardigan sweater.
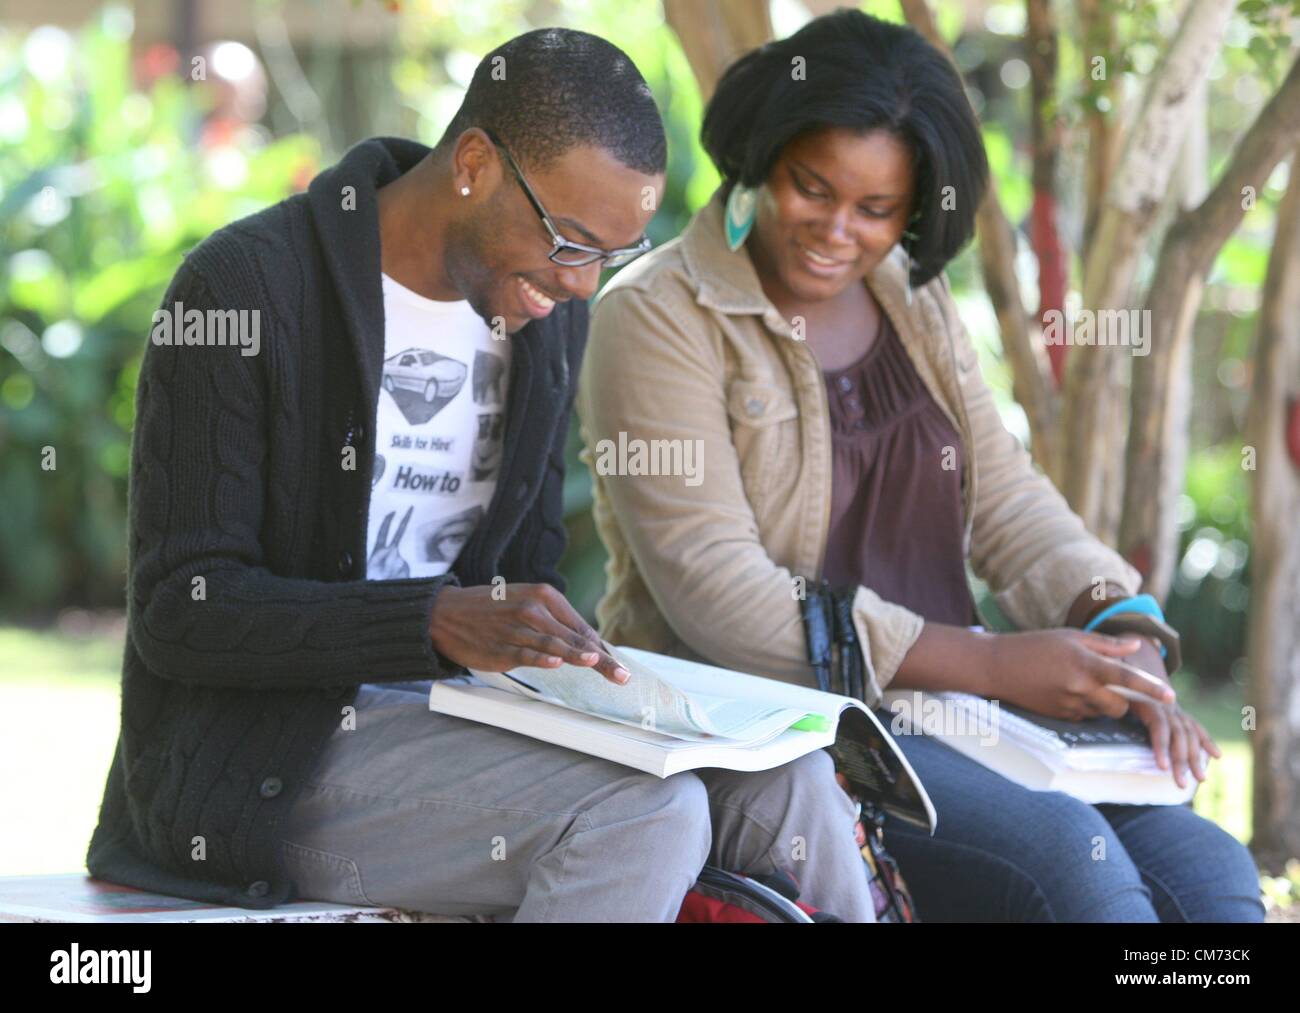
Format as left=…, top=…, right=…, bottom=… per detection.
left=85, top=137, right=586, bottom=909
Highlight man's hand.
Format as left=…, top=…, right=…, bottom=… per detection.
left=1122, top=637, right=1221, bottom=788
left=429, top=583, right=630, bottom=684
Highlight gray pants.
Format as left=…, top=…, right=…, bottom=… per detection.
left=278, top=679, right=876, bottom=922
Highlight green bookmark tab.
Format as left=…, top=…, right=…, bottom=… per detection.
left=790, top=713, right=832, bottom=733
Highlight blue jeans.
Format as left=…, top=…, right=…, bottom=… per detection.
left=876, top=714, right=1266, bottom=922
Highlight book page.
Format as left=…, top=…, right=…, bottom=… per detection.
left=469, top=648, right=812, bottom=744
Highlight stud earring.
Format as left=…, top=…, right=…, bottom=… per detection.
left=460, top=186, right=471, bottom=197
left=724, top=184, right=758, bottom=252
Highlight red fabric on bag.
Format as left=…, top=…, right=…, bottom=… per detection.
left=675, top=890, right=820, bottom=922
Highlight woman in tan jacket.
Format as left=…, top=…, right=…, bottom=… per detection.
left=576, top=9, right=1263, bottom=922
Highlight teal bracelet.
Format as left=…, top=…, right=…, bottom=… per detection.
left=1083, top=593, right=1167, bottom=658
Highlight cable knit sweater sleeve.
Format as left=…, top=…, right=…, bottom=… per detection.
left=128, top=259, right=460, bottom=690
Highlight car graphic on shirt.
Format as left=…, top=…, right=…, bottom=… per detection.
left=382, top=349, right=468, bottom=403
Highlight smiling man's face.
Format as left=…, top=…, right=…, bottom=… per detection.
left=445, top=136, right=664, bottom=333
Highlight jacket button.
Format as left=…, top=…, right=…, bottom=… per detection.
left=247, top=880, right=270, bottom=898
left=745, top=397, right=765, bottom=417
left=259, top=776, right=283, bottom=798
left=337, top=550, right=353, bottom=575
left=354, top=422, right=365, bottom=443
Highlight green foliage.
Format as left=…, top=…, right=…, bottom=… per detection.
left=0, top=14, right=317, bottom=613
left=1236, top=0, right=1300, bottom=84
left=980, top=125, right=1031, bottom=224
left=1166, top=446, right=1252, bottom=685
left=1261, top=860, right=1300, bottom=914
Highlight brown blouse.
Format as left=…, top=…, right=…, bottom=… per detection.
left=820, top=310, right=977, bottom=626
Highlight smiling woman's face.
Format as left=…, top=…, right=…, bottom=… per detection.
left=747, top=126, right=916, bottom=308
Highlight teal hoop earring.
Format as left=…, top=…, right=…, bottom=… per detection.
left=725, top=184, right=758, bottom=252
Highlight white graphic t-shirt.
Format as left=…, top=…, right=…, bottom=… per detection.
left=365, top=273, right=510, bottom=580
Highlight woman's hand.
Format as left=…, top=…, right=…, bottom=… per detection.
left=984, top=628, right=1176, bottom=721
left=1120, top=637, right=1221, bottom=788
left=1128, top=696, right=1220, bottom=788
left=429, top=583, right=630, bottom=683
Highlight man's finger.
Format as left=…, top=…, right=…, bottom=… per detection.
left=512, top=627, right=605, bottom=670
left=538, top=592, right=630, bottom=683
left=512, top=646, right=564, bottom=669
left=517, top=615, right=622, bottom=678
left=539, top=585, right=600, bottom=639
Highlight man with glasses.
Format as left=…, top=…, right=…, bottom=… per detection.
left=486, top=128, right=652, bottom=272
left=87, top=28, right=876, bottom=922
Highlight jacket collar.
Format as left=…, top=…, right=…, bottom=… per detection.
left=307, top=136, right=430, bottom=413
left=678, top=185, right=915, bottom=332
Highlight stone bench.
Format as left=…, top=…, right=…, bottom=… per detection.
left=0, top=873, right=485, bottom=923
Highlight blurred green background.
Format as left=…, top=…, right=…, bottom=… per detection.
left=0, top=0, right=1295, bottom=913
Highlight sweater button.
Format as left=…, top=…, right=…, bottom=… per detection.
left=259, top=776, right=283, bottom=798
left=337, top=550, right=353, bottom=575
left=247, top=880, right=270, bottom=898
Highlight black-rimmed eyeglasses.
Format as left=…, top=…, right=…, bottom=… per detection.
left=485, top=129, right=652, bottom=269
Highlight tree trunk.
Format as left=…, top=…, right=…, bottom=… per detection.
left=1078, top=0, right=1123, bottom=260
left=1027, top=0, right=1067, bottom=389
left=1120, top=55, right=1300, bottom=596
left=1062, top=0, right=1234, bottom=542
left=662, top=0, right=771, bottom=103
left=1246, top=148, right=1300, bottom=870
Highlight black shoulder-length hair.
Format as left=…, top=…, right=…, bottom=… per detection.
left=700, top=8, right=988, bottom=287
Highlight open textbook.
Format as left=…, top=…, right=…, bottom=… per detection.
left=880, top=688, right=1201, bottom=805
left=429, top=646, right=936, bottom=831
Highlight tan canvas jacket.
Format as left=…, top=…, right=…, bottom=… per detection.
left=575, top=187, right=1142, bottom=707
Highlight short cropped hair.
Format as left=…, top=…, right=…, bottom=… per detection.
left=701, top=9, right=988, bottom=286
left=438, top=28, right=667, bottom=176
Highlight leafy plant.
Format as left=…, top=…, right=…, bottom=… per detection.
left=0, top=12, right=317, bottom=614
